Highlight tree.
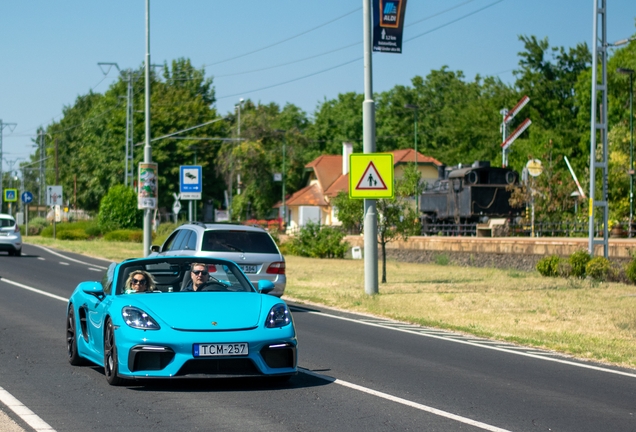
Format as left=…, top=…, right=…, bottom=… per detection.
left=98, top=184, right=142, bottom=232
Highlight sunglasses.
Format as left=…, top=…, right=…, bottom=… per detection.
left=191, top=270, right=209, bottom=276
left=132, top=278, right=147, bottom=285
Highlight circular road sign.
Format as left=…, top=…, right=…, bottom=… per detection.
left=21, top=191, right=33, bottom=204
left=526, top=159, right=543, bottom=177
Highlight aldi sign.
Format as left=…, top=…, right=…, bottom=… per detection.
left=373, top=0, right=408, bottom=53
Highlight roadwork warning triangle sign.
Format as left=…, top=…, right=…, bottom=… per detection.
left=349, top=153, right=394, bottom=199
left=355, top=161, right=388, bottom=190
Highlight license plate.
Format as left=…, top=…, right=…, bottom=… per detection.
left=241, top=265, right=257, bottom=274
left=0, top=232, right=8, bottom=236
left=193, top=343, right=248, bottom=357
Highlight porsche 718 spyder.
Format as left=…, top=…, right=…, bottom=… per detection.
left=65, top=256, right=297, bottom=386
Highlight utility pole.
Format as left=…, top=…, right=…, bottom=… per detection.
left=0, top=119, right=17, bottom=212
left=589, top=0, right=609, bottom=257
left=362, top=0, right=378, bottom=295
left=39, top=132, right=44, bottom=207
left=143, top=0, right=153, bottom=256
left=98, top=62, right=137, bottom=187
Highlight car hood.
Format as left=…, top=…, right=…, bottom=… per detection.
left=127, top=292, right=264, bottom=331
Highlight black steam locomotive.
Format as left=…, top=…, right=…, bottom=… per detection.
left=420, top=161, right=520, bottom=225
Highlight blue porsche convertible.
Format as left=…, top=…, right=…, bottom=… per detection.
left=66, top=256, right=297, bottom=386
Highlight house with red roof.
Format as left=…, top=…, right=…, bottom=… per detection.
left=281, top=143, right=442, bottom=232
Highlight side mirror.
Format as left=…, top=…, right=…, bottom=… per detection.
left=150, top=245, right=160, bottom=253
left=81, top=282, right=104, bottom=297
left=257, top=280, right=275, bottom=294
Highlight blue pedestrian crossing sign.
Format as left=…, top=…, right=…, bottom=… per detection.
left=21, top=191, right=33, bottom=204
left=3, top=188, right=17, bottom=202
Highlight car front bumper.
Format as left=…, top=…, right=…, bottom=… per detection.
left=110, top=323, right=297, bottom=379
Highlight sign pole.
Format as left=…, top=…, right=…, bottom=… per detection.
left=363, top=0, right=378, bottom=295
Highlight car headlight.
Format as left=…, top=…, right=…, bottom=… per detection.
left=122, top=307, right=160, bottom=330
left=265, top=304, right=291, bottom=328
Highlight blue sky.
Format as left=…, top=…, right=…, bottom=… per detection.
left=0, top=0, right=634, bottom=173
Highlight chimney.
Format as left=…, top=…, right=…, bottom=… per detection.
left=342, top=142, right=353, bottom=175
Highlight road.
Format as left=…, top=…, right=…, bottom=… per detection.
left=0, top=244, right=635, bottom=431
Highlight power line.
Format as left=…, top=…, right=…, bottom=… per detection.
left=218, top=0, right=506, bottom=100
left=217, top=57, right=361, bottom=101
left=202, top=7, right=361, bottom=68
left=405, top=0, right=506, bottom=43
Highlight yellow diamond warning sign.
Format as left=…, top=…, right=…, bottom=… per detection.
left=349, top=153, right=394, bottom=199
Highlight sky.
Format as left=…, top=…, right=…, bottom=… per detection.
left=0, top=0, right=634, bottom=174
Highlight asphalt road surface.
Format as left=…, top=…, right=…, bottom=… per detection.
left=0, top=244, right=635, bottom=431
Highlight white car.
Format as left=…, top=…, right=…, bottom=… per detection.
left=150, top=223, right=286, bottom=297
left=0, top=213, right=22, bottom=256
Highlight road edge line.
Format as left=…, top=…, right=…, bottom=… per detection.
left=0, top=386, right=56, bottom=432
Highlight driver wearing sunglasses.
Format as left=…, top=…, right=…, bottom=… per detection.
left=182, top=263, right=211, bottom=292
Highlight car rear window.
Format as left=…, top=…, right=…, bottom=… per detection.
left=0, top=218, right=15, bottom=228
left=201, top=230, right=279, bottom=254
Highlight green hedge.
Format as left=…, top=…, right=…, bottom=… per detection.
left=103, top=229, right=143, bottom=243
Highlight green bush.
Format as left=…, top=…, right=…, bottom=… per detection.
left=58, top=229, right=90, bottom=241
left=625, top=257, right=636, bottom=284
left=104, top=229, right=143, bottom=243
left=98, top=185, right=142, bottom=232
left=27, top=217, right=49, bottom=235
left=569, top=250, right=591, bottom=278
left=287, top=223, right=349, bottom=258
left=434, top=253, right=450, bottom=266
left=536, top=255, right=561, bottom=277
left=586, top=257, right=611, bottom=281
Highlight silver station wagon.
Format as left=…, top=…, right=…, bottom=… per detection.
left=150, top=223, right=286, bottom=297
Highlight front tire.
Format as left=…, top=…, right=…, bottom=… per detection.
left=66, top=306, right=87, bottom=366
left=14, top=249, right=21, bottom=257
left=104, top=319, right=126, bottom=386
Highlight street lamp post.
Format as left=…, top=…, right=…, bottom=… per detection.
left=143, top=0, right=152, bottom=256
left=404, top=104, right=419, bottom=210
left=275, top=130, right=287, bottom=229
left=618, top=67, right=634, bottom=236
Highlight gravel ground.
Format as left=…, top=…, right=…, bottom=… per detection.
left=384, top=249, right=542, bottom=271
left=383, top=248, right=632, bottom=273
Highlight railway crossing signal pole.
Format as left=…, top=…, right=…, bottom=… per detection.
left=362, top=0, right=378, bottom=295
left=500, top=96, right=530, bottom=167
left=588, top=0, right=609, bottom=258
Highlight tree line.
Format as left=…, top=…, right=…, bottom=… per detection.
left=14, top=33, right=636, bottom=223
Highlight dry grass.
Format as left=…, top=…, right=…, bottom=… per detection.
left=23, top=237, right=636, bottom=368
left=285, top=256, right=636, bottom=369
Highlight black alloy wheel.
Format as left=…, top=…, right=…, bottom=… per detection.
left=66, top=306, right=87, bottom=366
left=104, top=319, right=126, bottom=386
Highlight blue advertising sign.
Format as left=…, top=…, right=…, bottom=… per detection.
left=180, top=165, right=202, bottom=200
left=373, top=0, right=408, bottom=53
left=21, top=191, right=33, bottom=204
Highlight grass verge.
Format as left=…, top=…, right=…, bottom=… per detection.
left=24, top=237, right=636, bottom=369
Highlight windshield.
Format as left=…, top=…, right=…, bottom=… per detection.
left=116, top=258, right=256, bottom=295
left=0, top=218, right=15, bottom=228
left=201, top=230, right=279, bottom=254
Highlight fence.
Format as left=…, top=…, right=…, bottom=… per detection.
left=422, top=221, right=613, bottom=238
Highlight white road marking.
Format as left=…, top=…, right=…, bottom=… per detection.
left=0, top=386, right=56, bottom=432
left=37, top=257, right=45, bottom=261
left=26, top=244, right=109, bottom=270
left=301, top=369, right=510, bottom=432
left=301, top=310, right=636, bottom=379
left=59, top=262, right=69, bottom=266
left=0, top=278, right=67, bottom=303
left=88, top=268, right=102, bottom=272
